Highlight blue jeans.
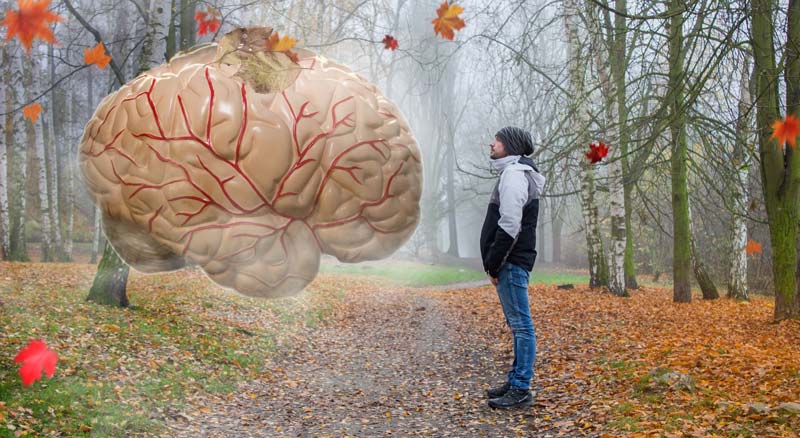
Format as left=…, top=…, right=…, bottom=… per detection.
left=496, top=262, right=536, bottom=390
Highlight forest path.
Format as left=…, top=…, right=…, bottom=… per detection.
left=165, top=282, right=600, bottom=437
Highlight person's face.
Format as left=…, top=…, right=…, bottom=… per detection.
left=490, top=136, right=508, bottom=159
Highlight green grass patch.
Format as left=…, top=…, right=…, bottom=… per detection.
left=319, top=261, right=593, bottom=287
left=0, top=266, right=345, bottom=436
left=529, top=269, right=589, bottom=285
left=319, top=261, right=486, bottom=287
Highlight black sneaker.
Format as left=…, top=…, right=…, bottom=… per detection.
left=488, top=388, right=534, bottom=409
left=485, top=382, right=510, bottom=399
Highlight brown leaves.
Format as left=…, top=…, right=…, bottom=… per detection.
left=432, top=1, right=465, bottom=41
left=2, top=261, right=798, bottom=436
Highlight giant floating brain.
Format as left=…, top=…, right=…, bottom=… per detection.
left=78, top=27, right=422, bottom=298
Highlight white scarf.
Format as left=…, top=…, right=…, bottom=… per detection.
left=489, top=155, right=520, bottom=173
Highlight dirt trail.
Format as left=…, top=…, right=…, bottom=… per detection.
left=165, top=284, right=597, bottom=438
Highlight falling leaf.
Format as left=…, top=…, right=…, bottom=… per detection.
left=0, top=0, right=62, bottom=54
left=382, top=35, right=398, bottom=51
left=432, top=1, right=466, bottom=41
left=266, top=32, right=297, bottom=52
left=745, top=239, right=762, bottom=255
left=585, top=141, right=609, bottom=164
left=195, top=7, right=220, bottom=36
left=84, top=42, right=112, bottom=70
left=14, top=339, right=58, bottom=386
left=206, top=18, right=220, bottom=34
left=770, top=114, right=799, bottom=149
left=22, top=102, right=42, bottom=122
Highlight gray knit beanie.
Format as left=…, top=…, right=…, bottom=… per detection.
left=495, top=126, right=534, bottom=156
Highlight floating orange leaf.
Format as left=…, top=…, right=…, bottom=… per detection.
left=432, top=1, right=465, bottom=41
left=770, top=114, right=799, bottom=149
left=382, top=35, right=398, bottom=51
left=22, top=102, right=42, bottom=122
left=0, top=0, right=63, bottom=54
left=265, top=31, right=298, bottom=64
left=266, top=32, right=297, bottom=52
left=84, top=42, right=112, bottom=70
left=745, top=238, right=762, bottom=255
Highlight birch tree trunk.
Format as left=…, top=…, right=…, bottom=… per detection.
left=32, top=117, right=52, bottom=262
left=751, top=0, right=800, bottom=320
left=22, top=54, right=53, bottom=262
left=728, top=56, right=753, bottom=301
left=63, top=83, right=76, bottom=261
left=566, top=0, right=608, bottom=288
left=42, top=114, right=59, bottom=259
left=7, top=49, right=28, bottom=261
left=46, top=42, right=63, bottom=260
left=587, top=0, right=627, bottom=296
left=0, top=45, right=9, bottom=259
left=613, top=0, right=639, bottom=290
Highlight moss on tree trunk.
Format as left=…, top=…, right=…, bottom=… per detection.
left=86, top=243, right=129, bottom=307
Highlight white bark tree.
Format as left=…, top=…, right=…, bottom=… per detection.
left=586, top=0, right=627, bottom=296
left=728, top=55, right=753, bottom=300
left=565, top=0, right=608, bottom=288
left=0, top=44, right=9, bottom=259
left=24, top=55, right=52, bottom=261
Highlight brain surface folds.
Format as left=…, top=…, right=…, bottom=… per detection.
left=79, top=27, right=422, bottom=298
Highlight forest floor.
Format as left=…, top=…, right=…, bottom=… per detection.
left=1, top=260, right=799, bottom=437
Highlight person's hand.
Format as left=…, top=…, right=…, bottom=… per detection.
left=490, top=275, right=498, bottom=286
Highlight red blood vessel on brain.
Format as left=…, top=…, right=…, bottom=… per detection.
left=78, top=27, right=423, bottom=298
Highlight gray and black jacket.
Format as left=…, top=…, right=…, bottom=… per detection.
left=480, top=155, right=546, bottom=277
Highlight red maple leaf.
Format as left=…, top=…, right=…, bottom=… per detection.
left=382, top=35, right=398, bottom=51
left=585, top=141, right=609, bottom=164
left=0, top=0, right=63, bottom=54
left=14, top=339, right=58, bottom=386
left=206, top=17, right=220, bottom=34
left=195, top=7, right=221, bottom=36
left=745, top=239, right=762, bottom=255
left=771, top=114, right=799, bottom=149
left=432, top=1, right=466, bottom=41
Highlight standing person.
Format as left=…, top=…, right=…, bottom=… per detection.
left=480, top=126, right=545, bottom=409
